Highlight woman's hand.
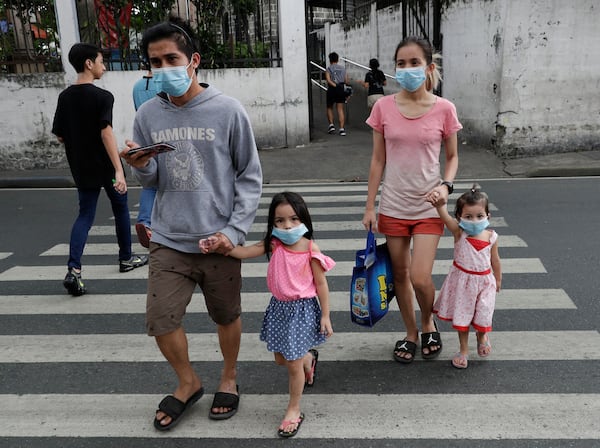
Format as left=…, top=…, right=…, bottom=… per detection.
left=426, top=185, right=449, bottom=208
left=362, top=209, right=377, bottom=232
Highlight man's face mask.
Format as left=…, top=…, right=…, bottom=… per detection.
left=152, top=61, right=193, bottom=97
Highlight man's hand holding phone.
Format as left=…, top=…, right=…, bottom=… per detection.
left=121, top=140, right=175, bottom=168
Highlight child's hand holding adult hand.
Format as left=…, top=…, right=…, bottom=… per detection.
left=426, top=186, right=448, bottom=207
left=199, top=236, right=219, bottom=253
left=202, top=232, right=233, bottom=255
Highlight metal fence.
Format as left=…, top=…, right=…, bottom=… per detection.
left=0, top=0, right=61, bottom=73
left=0, top=0, right=281, bottom=74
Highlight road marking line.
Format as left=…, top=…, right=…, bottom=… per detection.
left=88, top=217, right=509, bottom=236
left=0, top=257, right=545, bottom=280
left=0, top=289, right=574, bottom=315
left=2, top=393, right=598, bottom=439
left=1, top=331, right=597, bottom=363
left=39, top=235, right=527, bottom=256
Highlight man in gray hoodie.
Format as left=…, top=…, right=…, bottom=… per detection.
left=122, top=20, right=262, bottom=431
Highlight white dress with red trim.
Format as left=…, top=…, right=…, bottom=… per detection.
left=433, top=230, right=498, bottom=332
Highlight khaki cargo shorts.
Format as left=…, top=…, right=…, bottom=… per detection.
left=145, top=242, right=242, bottom=336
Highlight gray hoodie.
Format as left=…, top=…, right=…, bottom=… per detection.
left=132, top=84, right=262, bottom=253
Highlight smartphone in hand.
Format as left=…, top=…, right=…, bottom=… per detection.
left=127, top=142, right=176, bottom=155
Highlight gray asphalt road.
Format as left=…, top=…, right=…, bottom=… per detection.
left=0, top=179, right=598, bottom=447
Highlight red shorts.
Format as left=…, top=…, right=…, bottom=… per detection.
left=378, top=214, right=444, bottom=237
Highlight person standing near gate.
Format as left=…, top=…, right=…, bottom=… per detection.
left=363, top=58, right=386, bottom=109
left=325, top=51, right=349, bottom=136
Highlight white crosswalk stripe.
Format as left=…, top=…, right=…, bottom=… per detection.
left=1, top=182, right=597, bottom=444
left=38, top=234, right=527, bottom=256
left=3, top=393, right=598, bottom=439
left=91, top=216, right=511, bottom=236
left=0, top=289, right=574, bottom=314
left=0, top=257, right=546, bottom=280
left=2, top=331, right=598, bottom=363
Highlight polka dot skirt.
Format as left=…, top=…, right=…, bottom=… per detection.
left=260, top=296, right=327, bottom=361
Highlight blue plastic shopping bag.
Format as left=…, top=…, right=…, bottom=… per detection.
left=350, top=230, right=395, bottom=327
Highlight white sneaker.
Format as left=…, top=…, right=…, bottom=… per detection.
left=328, top=124, right=335, bottom=134
left=339, top=128, right=346, bottom=136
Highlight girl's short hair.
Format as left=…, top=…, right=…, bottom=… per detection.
left=264, top=192, right=313, bottom=258
left=394, top=36, right=442, bottom=91
left=454, top=183, right=490, bottom=219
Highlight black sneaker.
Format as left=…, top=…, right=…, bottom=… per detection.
left=119, top=254, right=149, bottom=273
left=328, top=124, right=336, bottom=134
left=63, top=268, right=86, bottom=296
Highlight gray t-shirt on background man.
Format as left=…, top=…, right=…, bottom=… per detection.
left=327, top=64, right=346, bottom=85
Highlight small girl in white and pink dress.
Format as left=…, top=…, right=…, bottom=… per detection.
left=427, top=183, right=502, bottom=369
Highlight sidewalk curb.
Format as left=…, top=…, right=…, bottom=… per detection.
left=0, top=176, right=75, bottom=189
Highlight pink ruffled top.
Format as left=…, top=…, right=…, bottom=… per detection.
left=267, top=239, right=336, bottom=301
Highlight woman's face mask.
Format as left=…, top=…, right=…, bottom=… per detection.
left=152, top=60, right=193, bottom=97
left=395, top=66, right=426, bottom=92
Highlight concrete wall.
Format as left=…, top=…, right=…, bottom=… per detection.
left=444, top=0, right=600, bottom=157
left=0, top=0, right=308, bottom=170
left=0, top=68, right=288, bottom=170
left=323, top=0, right=600, bottom=158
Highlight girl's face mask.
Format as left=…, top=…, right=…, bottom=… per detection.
left=271, top=223, right=308, bottom=245
left=458, top=218, right=489, bottom=236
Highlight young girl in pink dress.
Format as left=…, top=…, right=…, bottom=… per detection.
left=428, top=184, right=502, bottom=369
left=200, top=191, right=334, bottom=437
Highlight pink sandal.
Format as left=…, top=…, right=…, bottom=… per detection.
left=278, top=413, right=305, bottom=438
left=451, top=352, right=469, bottom=369
left=477, top=334, right=492, bottom=357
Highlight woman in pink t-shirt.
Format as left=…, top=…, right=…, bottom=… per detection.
left=362, top=36, right=462, bottom=364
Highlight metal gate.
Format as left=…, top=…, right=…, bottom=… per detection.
left=306, top=0, right=443, bottom=136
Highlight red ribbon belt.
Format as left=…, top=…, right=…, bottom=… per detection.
left=453, top=261, right=491, bottom=275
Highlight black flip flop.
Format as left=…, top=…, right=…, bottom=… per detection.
left=209, top=385, right=240, bottom=420
left=153, top=387, right=204, bottom=431
left=305, top=349, right=319, bottom=387
left=421, top=322, right=443, bottom=359
left=393, top=339, right=417, bottom=364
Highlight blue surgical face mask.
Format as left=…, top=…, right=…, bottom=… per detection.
left=152, top=61, right=193, bottom=97
left=271, top=223, right=308, bottom=245
left=459, top=218, right=489, bottom=236
left=395, top=66, right=426, bottom=92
